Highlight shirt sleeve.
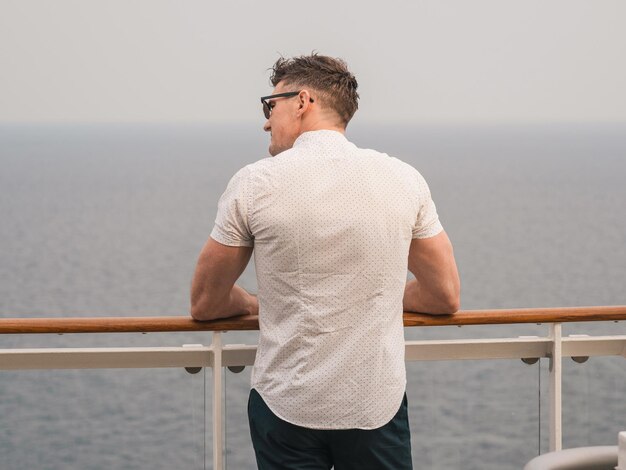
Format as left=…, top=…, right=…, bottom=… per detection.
left=210, top=166, right=254, bottom=247
left=412, top=171, right=444, bottom=239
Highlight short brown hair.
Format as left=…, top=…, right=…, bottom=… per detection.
left=269, top=53, right=359, bottom=127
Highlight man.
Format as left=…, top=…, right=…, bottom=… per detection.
left=190, top=54, right=460, bottom=470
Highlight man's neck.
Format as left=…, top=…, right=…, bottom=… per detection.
left=299, top=117, right=345, bottom=135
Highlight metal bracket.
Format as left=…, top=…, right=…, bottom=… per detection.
left=519, top=336, right=540, bottom=365
left=568, top=335, right=590, bottom=363
left=183, top=344, right=204, bottom=374
left=522, top=357, right=540, bottom=365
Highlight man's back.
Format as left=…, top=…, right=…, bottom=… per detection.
left=211, top=130, right=443, bottom=429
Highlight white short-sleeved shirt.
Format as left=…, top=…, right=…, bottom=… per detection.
left=211, top=130, right=443, bottom=430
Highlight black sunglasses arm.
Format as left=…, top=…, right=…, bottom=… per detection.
left=260, top=92, right=315, bottom=103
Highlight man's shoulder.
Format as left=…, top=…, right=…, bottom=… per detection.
left=389, top=155, right=424, bottom=179
left=355, top=146, right=422, bottom=177
left=235, top=155, right=279, bottom=176
left=244, top=148, right=306, bottom=175
left=227, top=153, right=297, bottom=192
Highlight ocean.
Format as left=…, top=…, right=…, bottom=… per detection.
left=0, top=122, right=624, bottom=469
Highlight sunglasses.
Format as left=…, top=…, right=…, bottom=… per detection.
left=260, top=91, right=314, bottom=119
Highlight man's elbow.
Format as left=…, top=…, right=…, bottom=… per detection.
left=444, top=283, right=461, bottom=313
left=441, top=295, right=460, bottom=314
left=433, top=288, right=461, bottom=315
left=439, top=274, right=461, bottom=314
left=190, top=305, right=208, bottom=321
left=190, top=297, right=219, bottom=321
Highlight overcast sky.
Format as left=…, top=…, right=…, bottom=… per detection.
left=1, top=0, right=625, bottom=124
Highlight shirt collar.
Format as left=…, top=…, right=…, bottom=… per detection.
left=292, top=130, right=349, bottom=148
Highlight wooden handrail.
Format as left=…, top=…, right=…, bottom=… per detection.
left=0, top=306, right=624, bottom=334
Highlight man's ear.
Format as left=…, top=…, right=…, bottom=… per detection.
left=297, top=90, right=312, bottom=114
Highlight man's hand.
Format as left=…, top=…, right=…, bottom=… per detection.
left=403, top=231, right=460, bottom=315
left=190, top=237, right=258, bottom=321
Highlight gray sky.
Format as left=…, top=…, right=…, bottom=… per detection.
left=1, top=0, right=625, bottom=124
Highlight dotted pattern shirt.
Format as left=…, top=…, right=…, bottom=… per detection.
left=211, top=130, right=443, bottom=430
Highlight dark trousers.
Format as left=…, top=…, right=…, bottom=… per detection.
left=248, top=389, right=413, bottom=470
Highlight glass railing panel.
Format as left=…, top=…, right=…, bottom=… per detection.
left=537, top=358, right=552, bottom=456
left=223, top=365, right=256, bottom=470
left=562, top=355, right=626, bottom=449
left=406, top=358, right=540, bottom=470
left=0, top=367, right=208, bottom=470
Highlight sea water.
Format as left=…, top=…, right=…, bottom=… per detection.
left=0, top=122, right=624, bottom=469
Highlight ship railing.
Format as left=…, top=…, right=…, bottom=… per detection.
left=1, top=305, right=625, bottom=469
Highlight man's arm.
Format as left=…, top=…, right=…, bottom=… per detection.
left=403, top=230, right=460, bottom=315
left=190, top=237, right=258, bottom=321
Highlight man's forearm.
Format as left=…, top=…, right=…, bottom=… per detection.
left=191, top=284, right=258, bottom=321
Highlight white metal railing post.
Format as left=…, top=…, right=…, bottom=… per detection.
left=212, top=332, right=224, bottom=470
left=549, top=323, right=563, bottom=451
